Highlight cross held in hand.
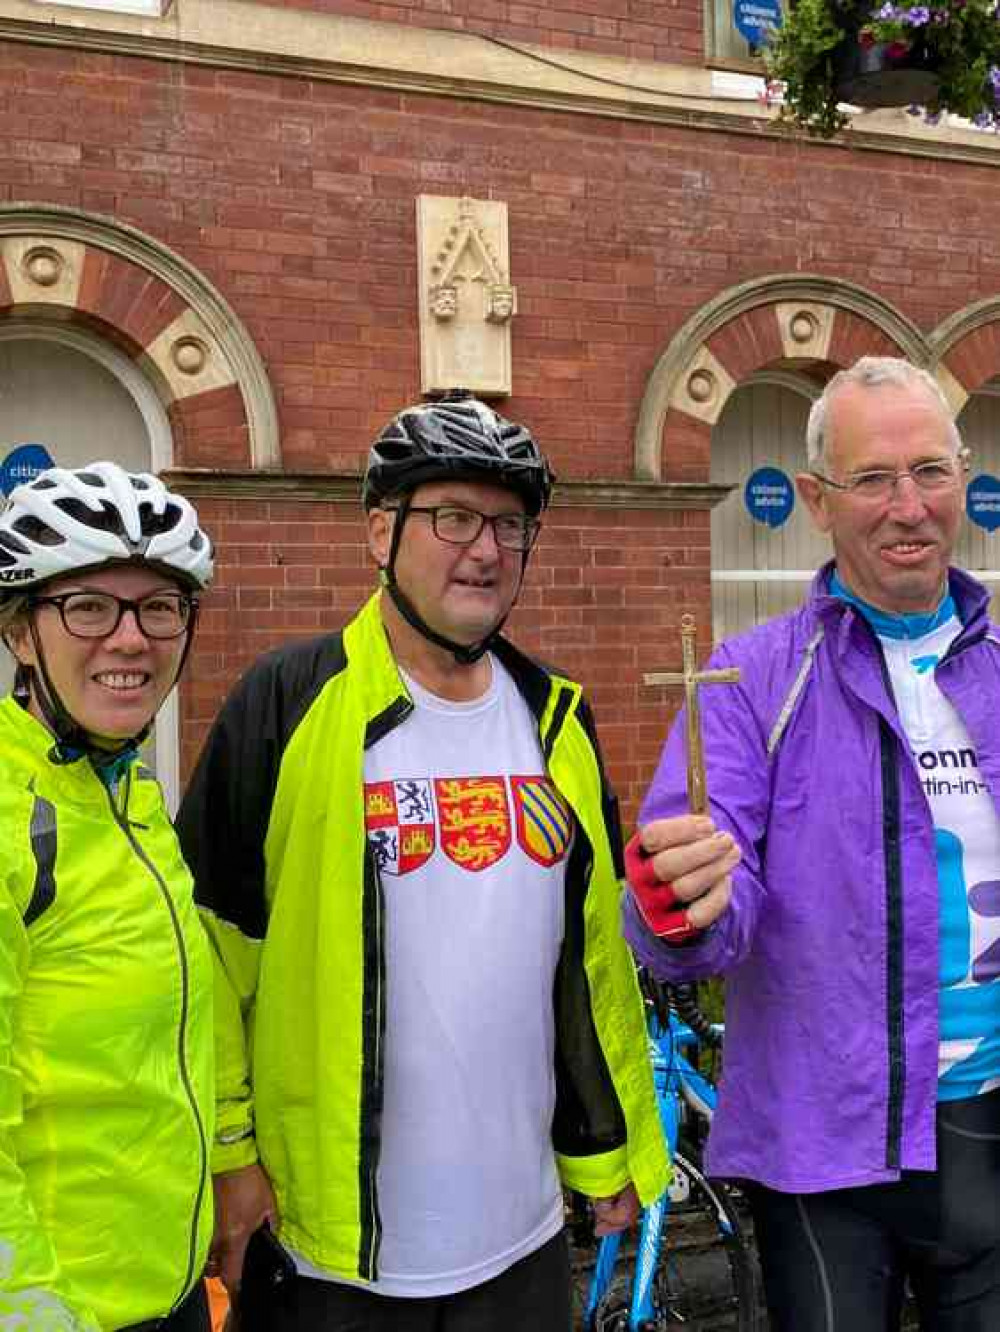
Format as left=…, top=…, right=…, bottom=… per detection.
left=643, top=614, right=741, bottom=816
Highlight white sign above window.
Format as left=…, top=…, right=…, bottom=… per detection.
left=33, top=0, right=170, bottom=16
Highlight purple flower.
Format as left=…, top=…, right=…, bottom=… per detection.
left=875, top=2, right=898, bottom=17
left=902, top=5, right=930, bottom=23
left=990, top=65, right=1000, bottom=95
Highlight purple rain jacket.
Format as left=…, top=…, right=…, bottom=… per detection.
left=624, top=563, right=1000, bottom=1193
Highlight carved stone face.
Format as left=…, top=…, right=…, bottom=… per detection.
left=430, top=285, right=458, bottom=320
left=486, top=285, right=515, bottom=323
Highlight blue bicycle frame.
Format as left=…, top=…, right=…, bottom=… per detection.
left=583, top=1012, right=721, bottom=1331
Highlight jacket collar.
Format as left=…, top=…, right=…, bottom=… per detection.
left=354, top=589, right=572, bottom=746
left=809, top=560, right=992, bottom=646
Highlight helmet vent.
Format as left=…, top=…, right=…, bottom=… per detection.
left=55, top=497, right=125, bottom=536
left=0, top=531, right=32, bottom=556
left=140, top=500, right=183, bottom=536
left=12, top=515, right=63, bottom=546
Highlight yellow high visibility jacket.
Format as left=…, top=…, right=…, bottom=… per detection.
left=0, top=698, right=213, bottom=1330
left=180, top=592, right=669, bottom=1282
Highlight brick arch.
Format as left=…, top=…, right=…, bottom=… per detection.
left=635, top=275, right=927, bottom=482
left=930, top=300, right=1000, bottom=416
left=0, top=203, right=278, bottom=470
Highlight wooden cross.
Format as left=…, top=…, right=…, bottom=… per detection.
left=643, top=614, right=741, bottom=816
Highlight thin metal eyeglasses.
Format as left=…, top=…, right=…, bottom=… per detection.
left=389, top=504, right=541, bottom=552
left=29, top=591, right=197, bottom=640
left=810, top=457, right=965, bottom=501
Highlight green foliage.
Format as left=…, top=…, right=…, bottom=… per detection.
left=765, top=0, right=852, bottom=136
left=764, top=0, right=1000, bottom=138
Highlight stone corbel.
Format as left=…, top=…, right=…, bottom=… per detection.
left=417, top=195, right=514, bottom=397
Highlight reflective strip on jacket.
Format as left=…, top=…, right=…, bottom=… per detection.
left=179, top=590, right=669, bottom=1281
left=627, top=564, right=1000, bottom=1193
left=0, top=697, right=213, bottom=1329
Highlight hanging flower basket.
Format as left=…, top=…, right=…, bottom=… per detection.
left=764, top=0, right=1000, bottom=137
left=832, top=29, right=941, bottom=106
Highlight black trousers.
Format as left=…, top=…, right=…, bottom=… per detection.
left=239, top=1229, right=572, bottom=1332
left=748, top=1087, right=1000, bottom=1332
left=123, top=1279, right=211, bottom=1332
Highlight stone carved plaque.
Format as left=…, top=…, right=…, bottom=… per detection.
left=417, top=196, right=515, bottom=397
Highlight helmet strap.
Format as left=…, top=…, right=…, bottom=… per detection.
left=24, top=620, right=118, bottom=764
left=380, top=494, right=526, bottom=666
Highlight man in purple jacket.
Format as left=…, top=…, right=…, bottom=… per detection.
left=626, top=356, right=1000, bottom=1331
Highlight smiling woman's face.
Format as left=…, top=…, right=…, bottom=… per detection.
left=10, top=564, right=190, bottom=743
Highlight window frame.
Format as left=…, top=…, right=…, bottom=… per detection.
left=704, top=0, right=784, bottom=74
left=31, top=0, right=171, bottom=16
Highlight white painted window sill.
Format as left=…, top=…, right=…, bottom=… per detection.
left=31, top=0, right=171, bottom=16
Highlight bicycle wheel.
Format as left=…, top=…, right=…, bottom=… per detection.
left=653, top=1150, right=757, bottom=1331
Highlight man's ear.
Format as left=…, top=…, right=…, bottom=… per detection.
left=366, top=506, right=394, bottom=570
left=796, top=472, right=833, bottom=536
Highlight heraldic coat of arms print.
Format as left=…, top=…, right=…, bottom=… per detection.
left=364, top=774, right=572, bottom=876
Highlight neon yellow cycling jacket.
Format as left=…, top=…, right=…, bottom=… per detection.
left=0, top=698, right=213, bottom=1330
left=179, top=591, right=669, bottom=1281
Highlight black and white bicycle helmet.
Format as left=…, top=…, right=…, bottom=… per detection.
left=0, top=461, right=213, bottom=591
left=364, top=392, right=554, bottom=665
left=0, top=461, right=213, bottom=765
left=364, top=391, right=553, bottom=517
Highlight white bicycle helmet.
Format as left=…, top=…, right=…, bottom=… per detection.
left=0, top=461, right=213, bottom=591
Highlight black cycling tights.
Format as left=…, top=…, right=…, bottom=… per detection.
left=748, top=1087, right=1000, bottom=1331
left=239, top=1229, right=571, bottom=1332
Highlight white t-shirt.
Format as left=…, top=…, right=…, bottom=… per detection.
left=294, top=655, right=571, bottom=1295
left=877, top=610, right=1000, bottom=1099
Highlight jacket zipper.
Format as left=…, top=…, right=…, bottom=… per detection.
left=359, top=693, right=413, bottom=1279
left=878, top=718, right=905, bottom=1171
left=106, top=773, right=209, bottom=1310
left=358, top=847, right=385, bottom=1281
left=862, top=620, right=906, bottom=1172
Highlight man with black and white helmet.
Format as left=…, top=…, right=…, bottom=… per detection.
left=178, top=391, right=668, bottom=1330
left=0, top=462, right=216, bottom=1329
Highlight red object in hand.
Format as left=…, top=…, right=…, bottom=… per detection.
left=624, top=832, right=701, bottom=943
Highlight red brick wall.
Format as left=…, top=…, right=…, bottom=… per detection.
left=5, top=40, right=1000, bottom=818
left=189, top=496, right=707, bottom=819
left=258, top=0, right=703, bottom=64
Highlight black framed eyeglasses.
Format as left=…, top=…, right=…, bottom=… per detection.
left=390, top=504, right=541, bottom=552
left=810, top=457, right=964, bottom=501
left=29, top=590, right=197, bottom=640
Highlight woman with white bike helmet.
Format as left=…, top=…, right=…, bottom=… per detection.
left=0, top=462, right=215, bottom=1331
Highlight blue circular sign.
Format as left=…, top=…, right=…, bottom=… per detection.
left=0, top=443, right=55, bottom=496
left=967, top=473, right=1000, bottom=532
left=745, top=466, right=794, bottom=529
left=733, top=0, right=783, bottom=47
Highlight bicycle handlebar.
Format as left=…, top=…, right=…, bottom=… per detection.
left=639, top=972, right=723, bottom=1050
left=668, top=981, right=723, bottom=1049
